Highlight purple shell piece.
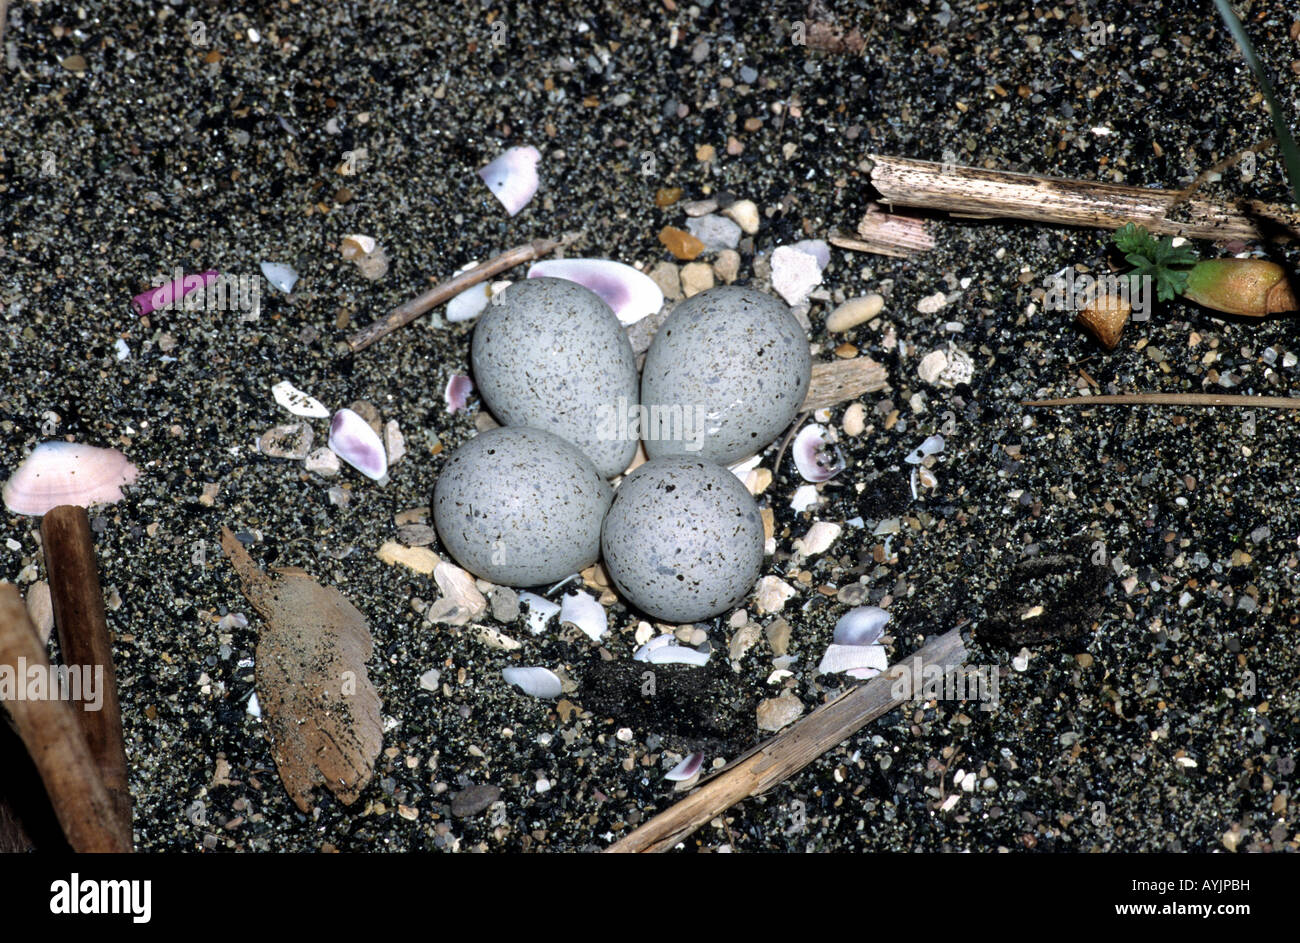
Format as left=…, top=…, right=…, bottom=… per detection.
left=327, top=408, right=388, bottom=481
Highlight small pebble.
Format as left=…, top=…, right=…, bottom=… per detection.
left=826, top=294, right=884, bottom=332
left=843, top=403, right=866, bottom=436
left=756, top=692, right=804, bottom=732
left=659, top=226, right=705, bottom=261
left=680, top=262, right=715, bottom=297
left=259, top=423, right=314, bottom=460
left=722, top=199, right=760, bottom=234
left=685, top=214, right=742, bottom=251
left=713, top=249, right=741, bottom=284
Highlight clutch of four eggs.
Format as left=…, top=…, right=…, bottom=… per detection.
left=432, top=277, right=811, bottom=624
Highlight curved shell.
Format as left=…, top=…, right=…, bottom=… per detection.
left=2, top=442, right=139, bottom=516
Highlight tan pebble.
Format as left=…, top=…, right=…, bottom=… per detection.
left=658, top=226, right=706, bottom=261
left=728, top=622, right=762, bottom=661
left=754, top=576, right=796, bottom=614
left=722, top=199, right=760, bottom=235
left=743, top=116, right=762, bottom=131
left=680, top=261, right=715, bottom=297
left=917, top=349, right=949, bottom=385
left=654, top=187, right=683, bottom=207
left=826, top=293, right=884, bottom=332
left=756, top=692, right=804, bottom=732
left=713, top=249, right=741, bottom=284
left=648, top=261, right=682, bottom=301
left=726, top=136, right=744, bottom=155
left=843, top=402, right=866, bottom=436
left=764, top=617, right=792, bottom=656
left=746, top=467, right=772, bottom=496
left=695, top=143, right=716, bottom=162
left=760, top=507, right=775, bottom=541
left=916, top=291, right=948, bottom=314
left=377, top=541, right=441, bottom=575
left=835, top=342, right=857, bottom=358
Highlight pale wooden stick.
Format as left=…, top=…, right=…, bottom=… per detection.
left=0, top=583, right=129, bottom=852
left=803, top=357, right=889, bottom=411
left=346, top=232, right=579, bottom=352
left=605, top=628, right=967, bottom=853
left=870, top=154, right=1300, bottom=242
left=1024, top=392, right=1300, bottom=409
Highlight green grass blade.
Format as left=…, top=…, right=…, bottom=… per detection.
left=1213, top=0, right=1300, bottom=204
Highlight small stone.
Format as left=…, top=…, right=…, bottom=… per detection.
left=61, top=55, right=88, bottom=72
left=764, top=617, right=792, bottom=656
left=659, top=226, right=706, bottom=261
left=771, top=245, right=824, bottom=306
left=713, top=249, right=741, bottom=284
left=397, top=523, right=436, bottom=546
left=682, top=199, right=719, bottom=217
left=304, top=447, right=341, bottom=477
left=419, top=669, right=441, bottom=691
left=695, top=143, right=716, bottom=162
left=685, top=214, right=742, bottom=251
left=726, top=136, right=744, bottom=155
left=654, top=187, right=683, bottom=207
left=728, top=622, right=762, bottom=662
left=259, top=423, right=314, bottom=460
left=917, top=349, right=949, bottom=386
left=826, top=293, right=884, bottom=332
left=451, top=784, right=501, bottom=818
left=489, top=586, right=520, bottom=623
left=377, top=541, right=441, bottom=576
left=384, top=420, right=406, bottom=465
left=754, top=576, right=796, bottom=614
left=348, top=400, right=384, bottom=436
left=756, top=692, right=804, bottom=732
left=843, top=402, right=866, bottom=436
left=648, top=261, right=683, bottom=300
left=680, top=262, right=715, bottom=297
left=916, top=291, right=949, bottom=314
left=722, top=199, right=760, bottom=234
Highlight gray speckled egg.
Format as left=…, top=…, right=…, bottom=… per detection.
left=433, top=426, right=612, bottom=586
left=641, top=286, right=811, bottom=466
left=601, top=459, right=764, bottom=623
left=472, top=277, right=639, bottom=478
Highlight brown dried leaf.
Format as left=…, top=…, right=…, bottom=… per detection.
left=803, top=358, right=889, bottom=411
left=220, top=527, right=382, bottom=812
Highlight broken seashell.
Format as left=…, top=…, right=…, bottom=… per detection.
left=259, top=260, right=298, bottom=293
left=905, top=434, right=945, bottom=465
left=794, top=521, right=841, bottom=557
left=817, top=643, right=888, bottom=676
left=478, top=145, right=541, bottom=217
left=527, top=258, right=664, bottom=326
left=501, top=666, right=563, bottom=699
left=446, top=283, right=494, bottom=323
left=340, top=234, right=376, bottom=259
left=560, top=590, right=607, bottom=642
left=445, top=375, right=474, bottom=414
left=272, top=380, right=330, bottom=418
left=833, top=606, right=889, bottom=646
left=518, top=592, right=561, bottom=634
left=327, top=408, right=388, bottom=480
left=793, top=424, right=846, bottom=482
left=2, top=442, right=139, bottom=516
left=790, top=484, right=820, bottom=512
left=665, top=752, right=705, bottom=782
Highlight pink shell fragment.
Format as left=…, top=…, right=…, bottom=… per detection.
left=2, top=442, right=139, bottom=516
left=132, top=269, right=219, bottom=316
left=793, top=424, right=846, bottom=482
left=477, top=146, right=541, bottom=217
left=526, top=259, right=664, bottom=325
left=665, top=752, right=705, bottom=782
left=327, top=409, right=388, bottom=481
left=445, top=375, right=474, bottom=414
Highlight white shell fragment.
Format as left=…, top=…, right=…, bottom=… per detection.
left=501, top=666, right=564, bottom=699
left=665, top=752, right=705, bottom=782
left=771, top=242, right=828, bottom=306
left=794, top=521, right=841, bottom=557
left=633, top=634, right=710, bottom=666
left=478, top=145, right=541, bottom=217
left=817, top=643, right=888, bottom=676
left=259, top=260, right=298, bottom=293
left=905, top=434, right=945, bottom=465
left=560, top=590, right=607, bottom=642
left=327, top=408, right=388, bottom=481
left=833, top=606, right=890, bottom=646
left=518, top=592, right=561, bottom=634
left=2, top=442, right=139, bottom=516
left=340, top=234, right=376, bottom=258
left=271, top=380, right=330, bottom=418
left=793, top=424, right=846, bottom=482
left=790, top=484, right=820, bottom=512
left=527, top=258, right=664, bottom=326
left=446, top=283, right=494, bottom=323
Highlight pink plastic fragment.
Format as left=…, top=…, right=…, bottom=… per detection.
left=132, top=269, right=220, bottom=316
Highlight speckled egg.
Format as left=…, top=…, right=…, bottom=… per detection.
left=601, top=459, right=764, bottom=623
left=641, top=286, right=811, bottom=466
left=433, top=426, right=612, bottom=586
left=472, top=277, right=639, bottom=478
